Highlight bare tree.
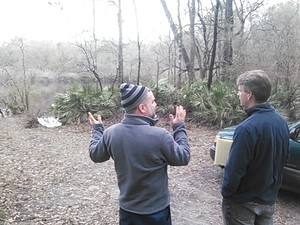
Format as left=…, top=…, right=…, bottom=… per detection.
left=14, top=39, right=31, bottom=112
left=196, top=0, right=212, bottom=80
left=177, top=0, right=183, bottom=87
left=117, top=0, right=124, bottom=84
left=74, top=0, right=103, bottom=91
left=76, top=41, right=102, bottom=91
left=188, top=0, right=196, bottom=84
left=160, top=0, right=190, bottom=87
left=208, top=0, right=220, bottom=90
left=92, top=0, right=99, bottom=88
left=106, top=0, right=124, bottom=85
left=233, top=0, right=264, bottom=74
left=0, top=38, right=32, bottom=112
left=132, top=0, right=142, bottom=85
left=233, top=0, right=264, bottom=36
left=223, top=0, right=233, bottom=73
left=221, top=0, right=264, bottom=80
left=250, top=1, right=300, bottom=87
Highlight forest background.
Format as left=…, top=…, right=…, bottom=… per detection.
left=0, top=0, right=299, bottom=128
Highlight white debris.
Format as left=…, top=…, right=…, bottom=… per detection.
left=37, top=116, right=62, bottom=128
left=0, top=108, right=12, bottom=118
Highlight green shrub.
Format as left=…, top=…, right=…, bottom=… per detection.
left=269, top=84, right=300, bottom=121
left=183, top=80, right=245, bottom=127
left=149, top=79, right=186, bottom=117
left=51, top=83, right=119, bottom=124
left=149, top=80, right=245, bottom=127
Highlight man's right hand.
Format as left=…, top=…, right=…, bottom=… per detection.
left=88, top=112, right=102, bottom=125
left=169, top=105, right=186, bottom=125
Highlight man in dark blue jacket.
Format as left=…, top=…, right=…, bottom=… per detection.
left=222, top=70, right=290, bottom=225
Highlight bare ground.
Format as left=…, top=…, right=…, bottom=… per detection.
left=0, top=115, right=300, bottom=225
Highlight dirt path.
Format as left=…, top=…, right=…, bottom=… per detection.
left=0, top=116, right=299, bottom=225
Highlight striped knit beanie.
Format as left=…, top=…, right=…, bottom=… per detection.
left=120, top=83, right=149, bottom=112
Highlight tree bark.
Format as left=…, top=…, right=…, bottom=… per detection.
left=195, top=0, right=207, bottom=79
left=222, top=0, right=234, bottom=80
left=160, top=0, right=190, bottom=86
left=188, top=0, right=196, bottom=84
left=132, top=0, right=141, bottom=85
left=118, top=0, right=124, bottom=84
left=208, top=0, right=220, bottom=90
left=92, top=0, right=100, bottom=90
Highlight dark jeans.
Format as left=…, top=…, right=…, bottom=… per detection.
left=119, top=206, right=172, bottom=225
left=222, top=198, right=275, bottom=225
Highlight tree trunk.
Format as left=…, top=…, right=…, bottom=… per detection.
left=208, top=0, right=220, bottom=90
left=76, top=41, right=103, bottom=91
left=177, top=0, right=183, bottom=88
left=18, top=40, right=30, bottom=111
left=160, top=0, right=190, bottom=86
left=188, top=0, right=196, bottom=84
left=222, top=0, right=234, bottom=80
left=132, top=0, right=141, bottom=85
left=196, top=1, right=208, bottom=80
left=92, top=0, right=100, bottom=90
left=118, top=0, right=124, bottom=84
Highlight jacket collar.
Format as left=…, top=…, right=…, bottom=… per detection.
left=122, top=114, right=159, bottom=126
left=245, top=103, right=274, bottom=116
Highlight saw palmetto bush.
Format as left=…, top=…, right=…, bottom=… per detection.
left=51, top=83, right=119, bottom=124
left=150, top=79, right=187, bottom=117
left=50, top=80, right=249, bottom=127
left=185, top=81, right=245, bottom=127
left=269, top=84, right=300, bottom=121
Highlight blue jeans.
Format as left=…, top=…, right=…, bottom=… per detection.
left=222, top=198, right=275, bottom=225
left=119, top=206, right=172, bottom=225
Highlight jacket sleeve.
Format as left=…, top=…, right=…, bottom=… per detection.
left=160, top=122, right=190, bottom=166
left=89, top=123, right=110, bottom=163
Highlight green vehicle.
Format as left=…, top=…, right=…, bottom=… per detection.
left=210, top=120, right=300, bottom=195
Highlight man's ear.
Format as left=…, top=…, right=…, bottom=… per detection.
left=138, top=103, right=146, bottom=113
left=247, top=91, right=253, bottom=101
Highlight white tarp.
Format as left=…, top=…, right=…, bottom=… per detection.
left=37, top=117, right=62, bottom=128
left=0, top=108, right=12, bottom=118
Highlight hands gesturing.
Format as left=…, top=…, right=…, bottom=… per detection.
left=88, top=112, right=102, bottom=125
left=169, top=105, right=186, bottom=125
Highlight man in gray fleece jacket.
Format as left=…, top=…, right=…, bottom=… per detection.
left=88, top=83, right=190, bottom=225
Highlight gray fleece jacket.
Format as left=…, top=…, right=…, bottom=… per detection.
left=89, top=114, right=190, bottom=214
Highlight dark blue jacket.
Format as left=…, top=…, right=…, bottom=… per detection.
left=221, top=104, right=290, bottom=204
